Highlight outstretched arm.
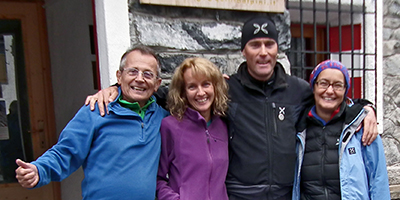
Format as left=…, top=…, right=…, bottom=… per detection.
left=361, top=106, right=378, bottom=146
left=352, top=99, right=378, bottom=146
left=15, top=159, right=39, bottom=188
left=84, top=85, right=119, bottom=116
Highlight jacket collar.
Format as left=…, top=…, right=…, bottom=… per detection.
left=236, top=61, right=288, bottom=93
left=108, top=87, right=158, bottom=115
left=307, top=101, right=347, bottom=126
left=184, top=107, right=218, bottom=125
left=296, top=100, right=365, bottom=131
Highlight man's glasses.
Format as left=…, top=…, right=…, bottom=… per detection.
left=315, top=80, right=346, bottom=91
left=123, top=68, right=156, bottom=80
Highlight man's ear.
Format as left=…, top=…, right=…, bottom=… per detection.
left=116, top=70, right=122, bottom=85
left=154, top=78, right=162, bottom=92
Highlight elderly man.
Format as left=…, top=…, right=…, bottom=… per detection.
left=15, top=45, right=169, bottom=200
left=85, top=16, right=378, bottom=200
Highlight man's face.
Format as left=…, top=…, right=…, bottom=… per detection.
left=242, top=37, right=278, bottom=81
left=116, top=50, right=161, bottom=107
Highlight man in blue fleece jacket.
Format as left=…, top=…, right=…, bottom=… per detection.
left=15, top=45, right=169, bottom=200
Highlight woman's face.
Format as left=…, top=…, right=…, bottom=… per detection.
left=183, top=68, right=215, bottom=121
left=313, top=68, right=346, bottom=116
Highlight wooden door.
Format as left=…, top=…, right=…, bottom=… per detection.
left=289, top=24, right=327, bottom=80
left=0, top=1, right=60, bottom=199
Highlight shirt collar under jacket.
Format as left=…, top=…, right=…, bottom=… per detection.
left=116, top=90, right=155, bottom=119
left=308, top=101, right=346, bottom=126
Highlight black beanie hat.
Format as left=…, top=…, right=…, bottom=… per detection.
left=241, top=16, right=278, bottom=51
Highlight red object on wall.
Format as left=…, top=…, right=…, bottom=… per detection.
left=347, top=77, right=361, bottom=99
left=330, top=24, right=362, bottom=99
left=329, top=24, right=361, bottom=52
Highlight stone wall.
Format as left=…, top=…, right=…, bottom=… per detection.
left=383, top=0, right=400, bottom=199
left=128, top=0, right=291, bottom=83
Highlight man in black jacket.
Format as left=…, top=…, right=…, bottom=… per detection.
left=85, top=16, right=378, bottom=200
left=225, top=16, right=314, bottom=200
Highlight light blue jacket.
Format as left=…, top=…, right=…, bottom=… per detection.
left=32, top=89, right=169, bottom=200
left=293, top=106, right=390, bottom=200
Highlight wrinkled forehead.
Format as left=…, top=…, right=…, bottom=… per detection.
left=125, top=51, right=158, bottom=70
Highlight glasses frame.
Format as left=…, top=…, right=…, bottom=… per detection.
left=315, top=80, right=346, bottom=91
left=122, top=68, right=157, bottom=80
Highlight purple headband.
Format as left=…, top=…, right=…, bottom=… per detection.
left=309, top=60, right=351, bottom=95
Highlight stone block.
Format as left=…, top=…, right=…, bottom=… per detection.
left=391, top=184, right=400, bottom=200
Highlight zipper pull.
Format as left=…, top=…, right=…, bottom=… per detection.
left=206, top=130, right=210, bottom=144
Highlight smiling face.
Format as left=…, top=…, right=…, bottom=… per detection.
left=313, top=68, right=346, bottom=117
left=242, top=37, right=278, bottom=81
left=116, top=50, right=161, bottom=107
left=183, top=68, right=215, bottom=122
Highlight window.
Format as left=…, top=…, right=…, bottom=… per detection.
left=287, top=0, right=378, bottom=101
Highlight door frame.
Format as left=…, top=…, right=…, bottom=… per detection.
left=0, top=1, right=60, bottom=199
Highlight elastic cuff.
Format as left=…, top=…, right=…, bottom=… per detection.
left=365, top=103, right=377, bottom=113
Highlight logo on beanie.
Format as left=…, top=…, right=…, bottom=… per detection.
left=253, top=23, right=269, bottom=35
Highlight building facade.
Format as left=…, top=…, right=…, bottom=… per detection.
left=0, top=0, right=398, bottom=199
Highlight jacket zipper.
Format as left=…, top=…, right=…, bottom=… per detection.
left=205, top=129, right=212, bottom=200
left=321, top=126, right=328, bottom=199
left=271, top=102, right=278, bottom=135
left=140, top=122, right=144, bottom=140
left=267, top=101, right=274, bottom=199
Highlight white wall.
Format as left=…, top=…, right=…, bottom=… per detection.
left=44, top=0, right=97, bottom=199
left=94, top=0, right=130, bottom=88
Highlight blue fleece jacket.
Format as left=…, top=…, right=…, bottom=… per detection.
left=32, top=90, right=169, bottom=200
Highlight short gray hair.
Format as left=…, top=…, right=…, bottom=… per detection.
left=119, top=45, right=161, bottom=77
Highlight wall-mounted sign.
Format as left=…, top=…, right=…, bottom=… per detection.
left=139, top=0, right=285, bottom=13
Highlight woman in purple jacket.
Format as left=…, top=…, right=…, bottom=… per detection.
left=156, top=57, right=229, bottom=200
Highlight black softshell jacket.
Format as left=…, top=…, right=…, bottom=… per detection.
left=226, top=62, right=313, bottom=199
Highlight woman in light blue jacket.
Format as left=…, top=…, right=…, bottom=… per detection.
left=292, top=60, right=390, bottom=200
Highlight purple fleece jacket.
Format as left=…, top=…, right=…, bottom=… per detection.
left=156, top=108, right=229, bottom=200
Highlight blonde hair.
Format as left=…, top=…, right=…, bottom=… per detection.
left=168, top=57, right=229, bottom=120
